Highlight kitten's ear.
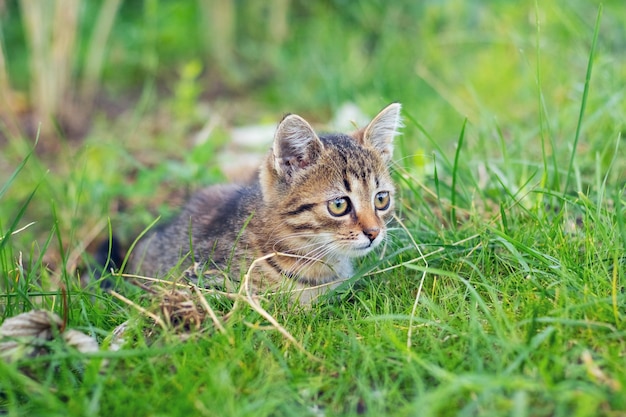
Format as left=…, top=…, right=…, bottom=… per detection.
left=272, top=114, right=324, bottom=179
left=361, top=103, right=402, bottom=164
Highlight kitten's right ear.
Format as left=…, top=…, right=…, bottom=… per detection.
left=272, top=114, right=324, bottom=179
left=361, top=102, right=402, bottom=164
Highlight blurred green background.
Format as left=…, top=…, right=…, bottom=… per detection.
left=2, top=1, right=622, bottom=138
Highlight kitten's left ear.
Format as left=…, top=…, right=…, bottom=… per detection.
left=272, top=114, right=324, bottom=180
left=362, top=103, right=402, bottom=164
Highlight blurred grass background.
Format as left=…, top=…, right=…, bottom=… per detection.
left=2, top=1, right=622, bottom=142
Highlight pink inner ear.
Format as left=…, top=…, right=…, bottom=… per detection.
left=277, top=155, right=313, bottom=180
left=273, top=116, right=324, bottom=179
left=284, top=156, right=310, bottom=170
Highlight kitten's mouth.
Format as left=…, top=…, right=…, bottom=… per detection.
left=350, top=242, right=378, bottom=256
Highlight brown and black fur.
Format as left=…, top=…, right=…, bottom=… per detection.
left=128, top=103, right=402, bottom=304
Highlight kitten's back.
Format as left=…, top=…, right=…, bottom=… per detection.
left=128, top=184, right=260, bottom=279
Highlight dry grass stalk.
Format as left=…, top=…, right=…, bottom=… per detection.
left=238, top=252, right=322, bottom=363
left=192, top=284, right=226, bottom=334
left=112, top=275, right=231, bottom=339
left=56, top=218, right=108, bottom=285
left=118, top=256, right=322, bottom=361
left=109, top=290, right=168, bottom=331
left=122, top=273, right=238, bottom=299
left=393, top=214, right=428, bottom=353
left=0, top=222, right=36, bottom=241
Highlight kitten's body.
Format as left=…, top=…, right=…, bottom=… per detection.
left=128, top=104, right=401, bottom=304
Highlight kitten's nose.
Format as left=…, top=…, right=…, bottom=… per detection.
left=363, top=227, right=380, bottom=242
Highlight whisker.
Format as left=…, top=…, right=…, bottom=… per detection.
left=285, top=243, right=338, bottom=277
left=271, top=232, right=333, bottom=248
left=272, top=239, right=332, bottom=255
left=288, top=243, right=332, bottom=270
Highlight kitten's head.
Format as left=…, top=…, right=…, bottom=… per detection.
left=260, top=103, right=402, bottom=260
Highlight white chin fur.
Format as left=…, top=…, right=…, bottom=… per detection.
left=343, top=236, right=382, bottom=258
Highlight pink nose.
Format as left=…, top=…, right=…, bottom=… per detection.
left=363, top=227, right=380, bottom=242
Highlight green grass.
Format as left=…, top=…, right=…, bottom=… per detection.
left=1, top=1, right=626, bottom=416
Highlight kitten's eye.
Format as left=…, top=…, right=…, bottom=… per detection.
left=374, top=191, right=391, bottom=210
left=327, top=197, right=351, bottom=216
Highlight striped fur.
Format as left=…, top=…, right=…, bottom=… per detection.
left=128, top=103, right=402, bottom=304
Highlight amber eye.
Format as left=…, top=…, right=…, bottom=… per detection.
left=374, top=191, right=391, bottom=210
left=328, top=197, right=351, bottom=216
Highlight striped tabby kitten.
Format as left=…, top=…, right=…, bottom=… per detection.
left=128, top=103, right=402, bottom=304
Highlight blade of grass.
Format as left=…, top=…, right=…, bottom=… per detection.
left=611, top=251, right=620, bottom=326
left=404, top=111, right=451, bottom=169
left=403, top=264, right=505, bottom=342
left=119, top=216, right=161, bottom=273
left=615, top=184, right=626, bottom=254
left=450, top=118, right=467, bottom=229
left=0, top=185, right=41, bottom=253
left=563, top=4, right=602, bottom=194
left=0, top=137, right=38, bottom=200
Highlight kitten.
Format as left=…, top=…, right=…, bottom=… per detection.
left=127, top=103, right=402, bottom=304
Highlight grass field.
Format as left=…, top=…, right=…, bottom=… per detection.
left=1, top=1, right=625, bottom=416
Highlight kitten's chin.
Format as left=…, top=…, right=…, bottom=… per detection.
left=343, top=240, right=382, bottom=258
left=346, top=247, right=374, bottom=258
